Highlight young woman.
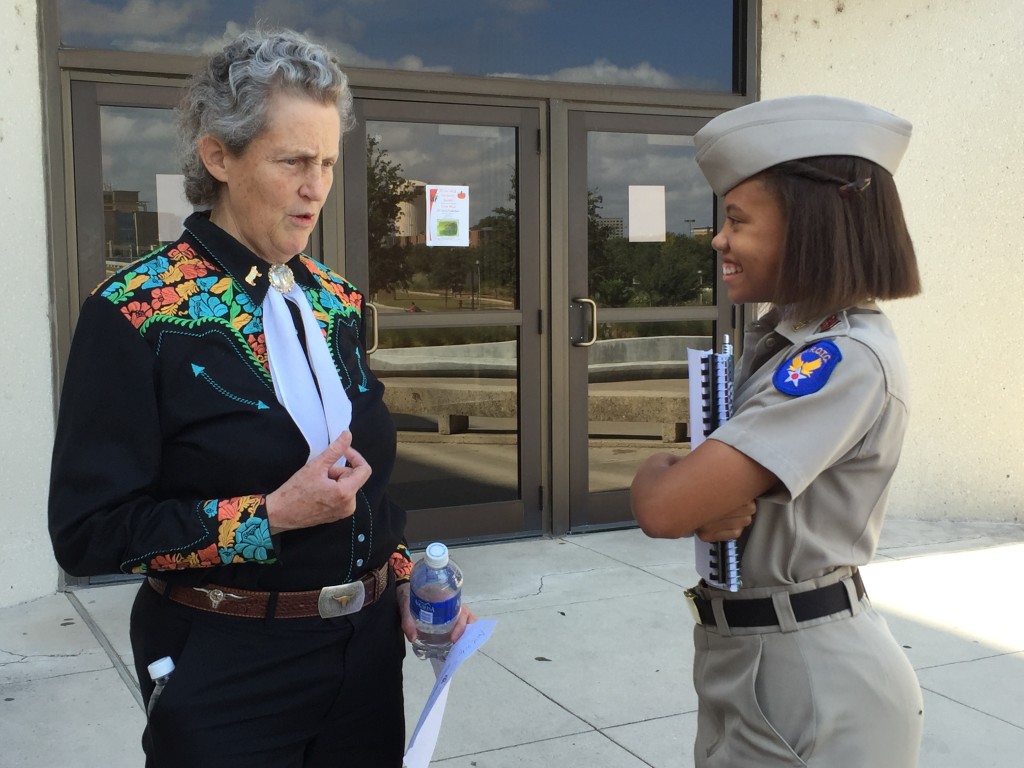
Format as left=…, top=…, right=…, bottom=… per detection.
left=631, top=95, right=924, bottom=767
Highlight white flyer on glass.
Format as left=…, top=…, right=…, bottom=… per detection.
left=425, top=184, right=470, bottom=247
left=403, top=619, right=496, bottom=768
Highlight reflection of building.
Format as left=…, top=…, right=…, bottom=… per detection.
left=600, top=216, right=624, bottom=238
left=396, top=179, right=426, bottom=244
left=395, top=181, right=490, bottom=247
left=104, top=188, right=158, bottom=265
left=691, top=226, right=715, bottom=238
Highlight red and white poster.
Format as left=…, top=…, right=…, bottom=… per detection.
left=425, top=185, right=470, bottom=247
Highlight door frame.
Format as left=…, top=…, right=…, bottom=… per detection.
left=340, top=97, right=548, bottom=545
left=558, top=108, right=735, bottom=533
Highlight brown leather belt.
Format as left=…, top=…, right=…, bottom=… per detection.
left=147, top=561, right=389, bottom=619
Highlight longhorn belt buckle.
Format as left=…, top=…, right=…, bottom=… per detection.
left=318, top=581, right=366, bottom=618
left=684, top=587, right=703, bottom=625
left=192, top=586, right=247, bottom=611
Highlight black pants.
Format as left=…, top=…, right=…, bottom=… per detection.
left=130, top=577, right=406, bottom=767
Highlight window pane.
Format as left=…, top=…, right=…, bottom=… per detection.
left=371, top=326, right=520, bottom=510
left=587, top=320, right=712, bottom=494
left=100, top=106, right=190, bottom=275
left=366, top=121, right=519, bottom=312
left=59, top=1, right=739, bottom=92
left=587, top=132, right=716, bottom=308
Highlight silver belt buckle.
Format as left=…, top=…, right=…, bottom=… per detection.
left=317, top=580, right=366, bottom=618
left=684, top=587, right=703, bottom=625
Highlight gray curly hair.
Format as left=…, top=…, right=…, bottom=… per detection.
left=177, top=27, right=354, bottom=207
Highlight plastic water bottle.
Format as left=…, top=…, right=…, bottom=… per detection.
left=410, top=542, right=463, bottom=660
left=146, top=656, right=175, bottom=717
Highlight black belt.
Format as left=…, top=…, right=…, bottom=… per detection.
left=686, top=569, right=866, bottom=628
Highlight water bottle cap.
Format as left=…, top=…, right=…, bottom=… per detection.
left=424, top=541, right=449, bottom=568
left=147, top=656, right=175, bottom=680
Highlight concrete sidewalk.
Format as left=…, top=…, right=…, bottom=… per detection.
left=2, top=519, right=1023, bottom=767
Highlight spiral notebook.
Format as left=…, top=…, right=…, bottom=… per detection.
left=687, top=337, right=742, bottom=592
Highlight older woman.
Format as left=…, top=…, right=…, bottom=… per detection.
left=48, top=27, right=468, bottom=767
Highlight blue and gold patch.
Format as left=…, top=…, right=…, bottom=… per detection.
left=773, top=340, right=843, bottom=396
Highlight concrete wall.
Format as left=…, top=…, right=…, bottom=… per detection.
left=1, top=0, right=56, bottom=607
left=761, top=0, right=1022, bottom=522
left=370, top=336, right=712, bottom=380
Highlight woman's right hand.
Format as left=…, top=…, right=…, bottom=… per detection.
left=264, top=431, right=372, bottom=534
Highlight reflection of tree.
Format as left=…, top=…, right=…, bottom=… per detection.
left=366, top=148, right=520, bottom=310
left=587, top=189, right=619, bottom=303
left=367, top=135, right=418, bottom=297
left=431, top=246, right=470, bottom=306
left=587, top=187, right=713, bottom=308
left=474, top=167, right=518, bottom=298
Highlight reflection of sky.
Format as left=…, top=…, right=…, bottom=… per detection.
left=369, top=122, right=516, bottom=224
left=60, top=0, right=735, bottom=91
left=589, top=133, right=713, bottom=235
left=100, top=110, right=714, bottom=237
left=100, top=106, right=180, bottom=209
left=87, top=2, right=722, bottom=231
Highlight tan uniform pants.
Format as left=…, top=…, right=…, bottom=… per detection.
left=692, top=571, right=923, bottom=767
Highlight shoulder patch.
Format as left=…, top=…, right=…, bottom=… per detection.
left=773, top=340, right=843, bottom=396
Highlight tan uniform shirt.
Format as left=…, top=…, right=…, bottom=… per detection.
left=710, top=303, right=909, bottom=587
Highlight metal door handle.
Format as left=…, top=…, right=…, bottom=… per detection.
left=365, top=301, right=379, bottom=355
left=572, top=297, right=598, bottom=347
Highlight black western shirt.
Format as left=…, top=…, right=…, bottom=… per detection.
left=49, top=212, right=411, bottom=591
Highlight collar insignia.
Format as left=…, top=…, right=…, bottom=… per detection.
left=773, top=339, right=843, bottom=397
left=815, top=314, right=841, bottom=334
left=245, top=265, right=262, bottom=286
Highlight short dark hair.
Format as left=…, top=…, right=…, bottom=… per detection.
left=758, top=155, right=921, bottom=321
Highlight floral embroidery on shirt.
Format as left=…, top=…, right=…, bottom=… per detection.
left=303, top=257, right=363, bottom=327
left=127, top=495, right=273, bottom=573
left=101, top=243, right=269, bottom=373
left=390, top=543, right=414, bottom=583
left=101, top=240, right=379, bottom=575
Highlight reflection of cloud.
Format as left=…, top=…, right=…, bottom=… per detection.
left=60, top=0, right=207, bottom=37
left=65, top=0, right=453, bottom=72
left=588, top=133, right=713, bottom=233
left=490, top=58, right=718, bottom=91
left=552, top=59, right=678, bottom=89
left=59, top=1, right=724, bottom=88
left=369, top=121, right=515, bottom=222
left=101, top=108, right=180, bottom=207
left=328, top=44, right=453, bottom=73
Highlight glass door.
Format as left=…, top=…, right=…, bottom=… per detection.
left=565, top=110, right=730, bottom=530
left=69, top=82, right=196, bottom=306
left=343, top=100, right=543, bottom=545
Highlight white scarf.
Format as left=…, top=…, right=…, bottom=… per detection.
left=262, top=264, right=351, bottom=463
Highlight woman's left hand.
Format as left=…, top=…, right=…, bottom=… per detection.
left=397, top=582, right=478, bottom=645
left=695, top=500, right=757, bottom=542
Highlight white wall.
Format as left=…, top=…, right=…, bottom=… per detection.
left=0, top=0, right=56, bottom=607
left=761, top=0, right=1023, bottom=522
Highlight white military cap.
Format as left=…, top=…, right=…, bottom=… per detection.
left=694, top=94, right=912, bottom=196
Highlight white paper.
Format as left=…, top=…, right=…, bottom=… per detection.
left=628, top=185, right=666, bottom=242
left=425, top=184, right=470, bottom=247
left=403, top=619, right=496, bottom=768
